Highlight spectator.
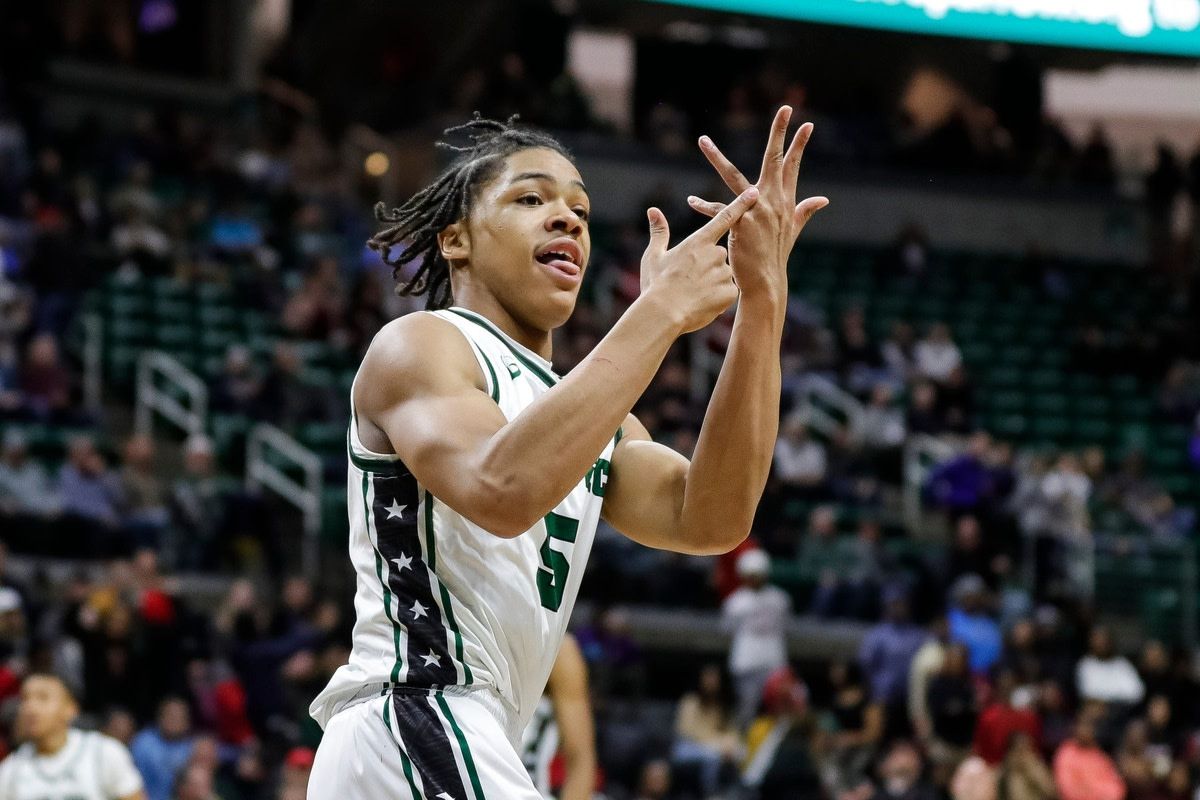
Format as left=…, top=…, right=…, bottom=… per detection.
left=773, top=414, right=828, bottom=497
left=278, top=747, right=315, bottom=800
left=821, top=661, right=884, bottom=795
left=742, top=667, right=823, bottom=800
left=1077, top=626, right=1145, bottom=707
left=836, top=307, right=886, bottom=394
left=58, top=435, right=122, bottom=541
left=858, top=383, right=907, bottom=482
left=169, top=434, right=224, bottom=570
left=859, top=590, right=928, bottom=733
left=945, top=516, right=1003, bottom=591
left=0, top=428, right=60, bottom=520
left=999, top=619, right=1043, bottom=699
left=1116, top=719, right=1162, bottom=800
left=937, top=365, right=975, bottom=433
left=281, top=256, right=345, bottom=340
left=20, top=333, right=74, bottom=421
left=906, top=380, right=944, bottom=436
left=210, top=345, right=261, bottom=416
left=131, top=696, right=196, bottom=800
left=670, top=664, right=739, bottom=797
left=996, top=730, right=1055, bottom=800
left=915, top=323, right=963, bottom=383
left=721, top=550, right=790, bottom=727
left=631, top=758, right=673, bottom=800
left=926, top=432, right=994, bottom=516
left=881, top=321, right=918, bottom=383
left=950, top=754, right=998, bottom=800
left=908, top=616, right=949, bottom=744
left=867, top=739, right=940, bottom=800
left=119, top=433, right=170, bottom=548
left=926, top=643, right=977, bottom=769
left=974, top=668, right=1041, bottom=767
left=172, top=762, right=219, bottom=800
left=1053, top=711, right=1126, bottom=800
left=255, top=342, right=336, bottom=431
left=948, top=574, right=1003, bottom=675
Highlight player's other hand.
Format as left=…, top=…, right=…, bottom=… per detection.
left=639, top=186, right=758, bottom=335
left=687, top=105, right=829, bottom=299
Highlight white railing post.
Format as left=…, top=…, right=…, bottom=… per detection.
left=246, top=423, right=323, bottom=577
left=81, top=313, right=103, bottom=412
left=792, top=374, right=866, bottom=438
left=135, top=351, right=208, bottom=436
left=901, top=433, right=959, bottom=534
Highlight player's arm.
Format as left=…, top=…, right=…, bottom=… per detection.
left=603, top=107, right=827, bottom=555
left=547, top=635, right=597, bottom=800
left=356, top=190, right=759, bottom=538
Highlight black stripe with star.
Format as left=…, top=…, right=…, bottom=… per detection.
left=371, top=470, right=456, bottom=687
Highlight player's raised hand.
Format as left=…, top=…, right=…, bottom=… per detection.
left=640, top=186, right=759, bottom=334
left=687, top=105, right=829, bottom=298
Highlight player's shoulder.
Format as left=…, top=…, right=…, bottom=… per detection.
left=359, top=311, right=482, bottom=395
left=83, top=729, right=130, bottom=755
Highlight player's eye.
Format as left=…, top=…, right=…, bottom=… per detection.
left=573, top=207, right=590, bottom=222
left=517, top=193, right=542, bottom=206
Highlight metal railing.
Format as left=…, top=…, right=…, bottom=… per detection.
left=135, top=351, right=208, bottom=436
left=246, top=423, right=323, bottom=577
left=792, top=373, right=865, bottom=437
left=901, top=433, right=959, bottom=533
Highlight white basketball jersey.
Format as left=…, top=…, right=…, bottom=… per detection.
left=0, top=730, right=145, bottom=800
left=311, top=307, right=618, bottom=740
left=521, top=696, right=559, bottom=796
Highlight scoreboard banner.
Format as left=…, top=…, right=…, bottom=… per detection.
left=649, top=0, right=1200, bottom=57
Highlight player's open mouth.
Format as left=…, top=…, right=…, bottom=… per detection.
left=534, top=238, right=583, bottom=282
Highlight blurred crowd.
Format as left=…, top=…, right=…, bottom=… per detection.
left=2, top=10, right=1200, bottom=799
left=0, top=542, right=341, bottom=799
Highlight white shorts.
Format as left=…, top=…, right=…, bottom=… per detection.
left=308, top=689, right=542, bottom=800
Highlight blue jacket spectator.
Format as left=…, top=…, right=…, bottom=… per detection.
left=130, top=697, right=195, bottom=800
left=947, top=574, right=1003, bottom=674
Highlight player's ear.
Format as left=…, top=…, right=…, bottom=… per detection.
left=438, top=221, right=470, bottom=265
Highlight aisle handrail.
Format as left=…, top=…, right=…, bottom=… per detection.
left=134, top=351, right=208, bottom=436
left=246, top=423, right=323, bottom=577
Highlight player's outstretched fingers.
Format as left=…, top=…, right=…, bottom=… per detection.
left=759, top=105, right=793, bottom=184
left=698, top=135, right=752, bottom=195
left=794, top=196, right=830, bottom=230
left=782, top=122, right=815, bottom=193
left=645, top=207, right=671, bottom=253
left=686, top=195, right=723, bottom=219
left=689, top=186, right=758, bottom=244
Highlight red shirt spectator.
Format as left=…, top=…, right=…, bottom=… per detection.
left=1054, top=716, right=1126, bottom=800
left=973, top=669, right=1040, bottom=765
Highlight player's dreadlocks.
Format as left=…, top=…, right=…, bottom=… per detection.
left=368, top=113, right=572, bottom=310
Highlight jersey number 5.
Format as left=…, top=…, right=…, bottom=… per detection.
left=537, top=512, right=578, bottom=612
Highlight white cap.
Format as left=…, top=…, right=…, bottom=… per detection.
left=0, top=587, right=21, bottom=614
left=736, top=549, right=771, bottom=578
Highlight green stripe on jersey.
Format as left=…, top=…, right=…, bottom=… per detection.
left=436, top=695, right=487, bottom=800
left=365, top=473, right=404, bottom=683
left=424, top=493, right=474, bottom=685
left=381, top=700, right=424, bottom=799
left=447, top=308, right=557, bottom=388
left=347, top=429, right=406, bottom=474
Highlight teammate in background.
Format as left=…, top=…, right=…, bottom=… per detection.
left=0, top=673, right=146, bottom=800
left=522, top=634, right=598, bottom=800
left=308, top=106, right=826, bottom=799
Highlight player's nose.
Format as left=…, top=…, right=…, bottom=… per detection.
left=545, top=206, right=584, bottom=236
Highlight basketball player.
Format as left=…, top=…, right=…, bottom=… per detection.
left=521, top=635, right=596, bottom=800
left=308, top=105, right=826, bottom=799
left=0, top=673, right=146, bottom=800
